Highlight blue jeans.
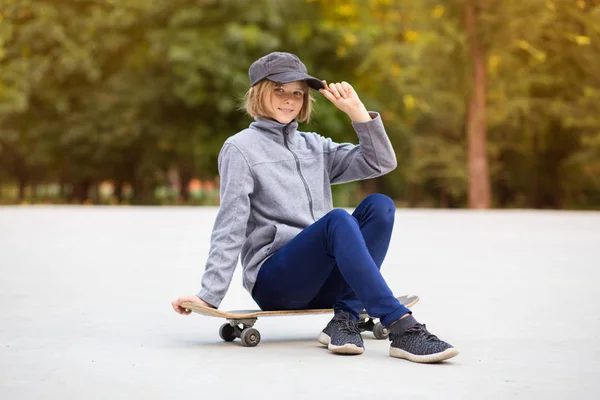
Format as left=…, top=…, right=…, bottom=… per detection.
left=251, top=194, right=410, bottom=328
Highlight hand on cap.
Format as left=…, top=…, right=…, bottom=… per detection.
left=319, top=81, right=371, bottom=122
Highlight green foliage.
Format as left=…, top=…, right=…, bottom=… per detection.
left=0, top=0, right=599, bottom=208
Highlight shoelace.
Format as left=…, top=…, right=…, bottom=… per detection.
left=404, top=323, right=439, bottom=341
left=334, top=312, right=361, bottom=335
left=338, top=318, right=361, bottom=335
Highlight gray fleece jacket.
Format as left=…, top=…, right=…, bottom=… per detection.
left=197, top=112, right=397, bottom=307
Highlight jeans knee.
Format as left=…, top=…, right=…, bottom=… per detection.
left=365, top=193, right=395, bottom=209
left=364, top=194, right=395, bottom=220
left=325, top=209, right=359, bottom=232
left=324, top=209, right=360, bottom=251
left=326, top=208, right=354, bottom=223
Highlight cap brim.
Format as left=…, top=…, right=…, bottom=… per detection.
left=267, top=71, right=325, bottom=90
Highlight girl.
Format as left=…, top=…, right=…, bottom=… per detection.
left=172, top=52, right=458, bottom=363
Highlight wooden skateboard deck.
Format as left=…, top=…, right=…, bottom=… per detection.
left=181, top=294, right=419, bottom=347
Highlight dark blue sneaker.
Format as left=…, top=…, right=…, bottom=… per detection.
left=321, top=311, right=364, bottom=355
left=389, top=322, right=458, bottom=363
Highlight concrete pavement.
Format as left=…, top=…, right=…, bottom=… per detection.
left=1, top=206, right=599, bottom=399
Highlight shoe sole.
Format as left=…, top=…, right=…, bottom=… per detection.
left=328, top=342, right=365, bottom=355
left=389, top=347, right=459, bottom=363
left=317, top=332, right=330, bottom=346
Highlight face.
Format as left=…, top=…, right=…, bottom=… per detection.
left=265, top=81, right=306, bottom=124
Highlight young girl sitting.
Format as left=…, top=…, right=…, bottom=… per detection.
left=172, top=51, right=458, bottom=363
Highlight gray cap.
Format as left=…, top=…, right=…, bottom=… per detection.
left=249, top=52, right=325, bottom=90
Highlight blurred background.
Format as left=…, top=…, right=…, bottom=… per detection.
left=0, top=0, right=598, bottom=209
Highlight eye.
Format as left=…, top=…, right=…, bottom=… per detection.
left=274, top=87, right=284, bottom=93
left=293, top=91, right=303, bottom=97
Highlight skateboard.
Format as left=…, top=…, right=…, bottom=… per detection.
left=181, top=294, right=419, bottom=347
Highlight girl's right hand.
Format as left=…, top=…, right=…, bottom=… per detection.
left=171, top=295, right=215, bottom=315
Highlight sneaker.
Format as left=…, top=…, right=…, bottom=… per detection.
left=317, top=313, right=365, bottom=346
left=389, top=322, right=458, bottom=363
left=317, top=318, right=335, bottom=346
left=322, top=311, right=365, bottom=355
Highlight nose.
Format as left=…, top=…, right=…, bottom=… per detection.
left=283, top=92, right=295, bottom=102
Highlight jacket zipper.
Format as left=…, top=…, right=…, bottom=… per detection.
left=283, top=125, right=316, bottom=221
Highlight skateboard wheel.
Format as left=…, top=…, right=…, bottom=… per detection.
left=357, top=318, right=374, bottom=333
left=219, top=323, right=236, bottom=342
left=240, top=328, right=261, bottom=347
left=372, top=322, right=389, bottom=340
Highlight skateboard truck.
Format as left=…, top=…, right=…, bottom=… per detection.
left=219, top=318, right=261, bottom=347
left=357, top=316, right=389, bottom=339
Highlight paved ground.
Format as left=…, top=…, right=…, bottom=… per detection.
left=1, top=206, right=599, bottom=399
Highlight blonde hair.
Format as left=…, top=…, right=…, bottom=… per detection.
left=242, top=80, right=315, bottom=123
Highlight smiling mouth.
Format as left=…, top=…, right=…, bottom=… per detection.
left=279, top=108, right=294, bottom=112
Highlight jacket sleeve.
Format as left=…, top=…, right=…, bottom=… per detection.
left=322, top=112, right=397, bottom=184
left=197, top=143, right=253, bottom=308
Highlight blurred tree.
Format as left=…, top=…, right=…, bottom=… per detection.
left=462, top=0, right=491, bottom=208
left=482, top=0, right=600, bottom=208
left=0, top=0, right=598, bottom=208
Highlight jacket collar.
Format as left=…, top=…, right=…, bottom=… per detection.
left=249, top=117, right=298, bottom=145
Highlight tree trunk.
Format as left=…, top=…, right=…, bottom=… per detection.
left=73, top=179, right=91, bottom=203
left=174, top=165, right=192, bottom=203
left=439, top=185, right=449, bottom=208
left=531, top=129, right=540, bottom=208
left=132, top=175, right=153, bottom=205
left=360, top=179, right=377, bottom=201
left=464, top=0, right=491, bottom=209
left=18, top=177, right=27, bottom=202
left=179, top=171, right=192, bottom=203
left=114, top=180, right=124, bottom=203
left=496, top=151, right=510, bottom=208
left=65, top=183, right=74, bottom=203
left=407, top=180, right=418, bottom=208
left=91, top=183, right=100, bottom=204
